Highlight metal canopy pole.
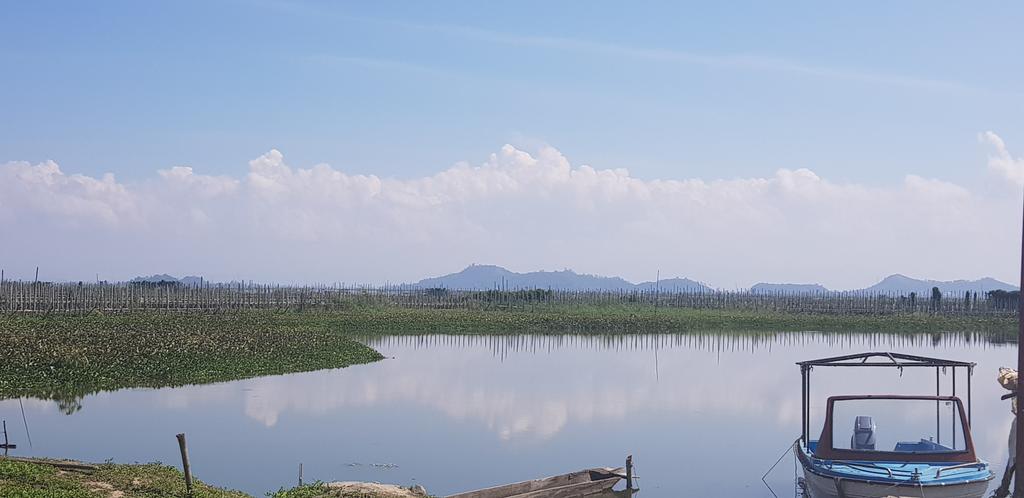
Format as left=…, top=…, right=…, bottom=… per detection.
left=801, top=365, right=808, bottom=445
left=806, top=367, right=811, bottom=445
left=936, top=367, right=941, bottom=445
left=968, top=366, right=972, bottom=427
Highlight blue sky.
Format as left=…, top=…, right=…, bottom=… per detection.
left=2, top=1, right=1024, bottom=286
left=4, top=1, right=1022, bottom=184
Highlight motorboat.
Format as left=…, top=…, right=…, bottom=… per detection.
left=795, top=352, right=993, bottom=498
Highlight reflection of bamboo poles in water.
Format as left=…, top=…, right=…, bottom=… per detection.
left=361, top=331, right=1009, bottom=359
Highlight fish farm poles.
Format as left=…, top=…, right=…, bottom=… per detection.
left=1016, top=186, right=1024, bottom=493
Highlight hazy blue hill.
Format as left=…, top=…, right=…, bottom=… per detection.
left=413, top=265, right=516, bottom=289
left=751, top=282, right=829, bottom=294
left=130, top=274, right=181, bottom=283
left=130, top=274, right=205, bottom=285
left=413, top=265, right=705, bottom=291
left=413, top=266, right=1017, bottom=294
left=635, top=277, right=712, bottom=292
left=131, top=267, right=1016, bottom=295
left=862, top=274, right=1017, bottom=294
left=520, top=269, right=636, bottom=291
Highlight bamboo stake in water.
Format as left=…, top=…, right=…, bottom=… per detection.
left=625, top=454, right=633, bottom=490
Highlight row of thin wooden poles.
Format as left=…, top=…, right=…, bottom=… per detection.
left=0, top=280, right=1014, bottom=316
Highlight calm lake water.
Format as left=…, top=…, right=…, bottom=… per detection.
left=0, top=332, right=1017, bottom=497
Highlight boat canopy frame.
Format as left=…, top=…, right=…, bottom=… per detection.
left=797, top=352, right=975, bottom=447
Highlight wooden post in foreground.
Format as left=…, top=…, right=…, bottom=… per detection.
left=176, top=433, right=193, bottom=496
left=1016, top=189, right=1024, bottom=498
left=625, top=455, right=633, bottom=490
left=1015, top=190, right=1024, bottom=498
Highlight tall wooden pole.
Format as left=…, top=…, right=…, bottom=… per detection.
left=1016, top=188, right=1024, bottom=495
left=625, top=455, right=633, bottom=490
left=176, top=433, right=193, bottom=496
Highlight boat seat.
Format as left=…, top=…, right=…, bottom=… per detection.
left=851, top=415, right=876, bottom=450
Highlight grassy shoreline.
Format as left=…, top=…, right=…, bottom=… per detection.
left=0, top=458, right=249, bottom=498
left=0, top=307, right=1015, bottom=401
left=0, top=457, right=410, bottom=498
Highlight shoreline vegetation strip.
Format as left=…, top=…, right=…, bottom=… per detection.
left=0, top=308, right=1015, bottom=401
left=0, top=458, right=406, bottom=498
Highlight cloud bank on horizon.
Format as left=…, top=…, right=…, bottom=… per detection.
left=1, top=133, right=1022, bottom=289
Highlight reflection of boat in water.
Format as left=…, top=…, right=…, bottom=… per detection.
left=446, top=467, right=626, bottom=498
left=795, top=352, right=993, bottom=498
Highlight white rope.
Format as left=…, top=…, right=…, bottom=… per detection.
left=763, top=440, right=798, bottom=498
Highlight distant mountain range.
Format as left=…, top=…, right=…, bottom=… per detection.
left=410, top=265, right=1018, bottom=295
left=411, top=264, right=711, bottom=292
left=129, top=266, right=1018, bottom=295
left=860, top=274, right=1017, bottom=295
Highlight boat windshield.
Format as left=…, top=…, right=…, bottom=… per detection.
left=830, top=398, right=966, bottom=454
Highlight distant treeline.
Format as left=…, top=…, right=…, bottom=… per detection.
left=0, top=280, right=1018, bottom=316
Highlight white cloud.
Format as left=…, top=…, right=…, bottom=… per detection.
left=158, top=166, right=240, bottom=198
left=0, top=160, right=138, bottom=226
left=0, top=138, right=1019, bottom=288
left=982, top=131, right=1024, bottom=186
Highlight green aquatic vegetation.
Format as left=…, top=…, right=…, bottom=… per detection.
left=0, top=313, right=383, bottom=402
left=320, top=305, right=1017, bottom=335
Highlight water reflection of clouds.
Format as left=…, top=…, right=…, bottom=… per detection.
left=227, top=334, right=1016, bottom=457
left=6, top=333, right=1016, bottom=458
left=236, top=335, right=817, bottom=440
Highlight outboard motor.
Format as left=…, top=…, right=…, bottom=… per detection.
left=851, top=416, right=876, bottom=450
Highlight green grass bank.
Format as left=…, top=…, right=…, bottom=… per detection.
left=0, top=458, right=420, bottom=498
left=323, top=305, right=1017, bottom=335
left=0, top=458, right=248, bottom=498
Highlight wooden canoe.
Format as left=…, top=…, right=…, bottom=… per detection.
left=0, top=456, right=97, bottom=473
left=447, top=467, right=625, bottom=498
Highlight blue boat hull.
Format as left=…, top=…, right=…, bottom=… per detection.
left=796, top=443, right=993, bottom=498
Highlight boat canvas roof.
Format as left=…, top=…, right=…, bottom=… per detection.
left=797, top=351, right=976, bottom=448
left=797, top=351, right=975, bottom=369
